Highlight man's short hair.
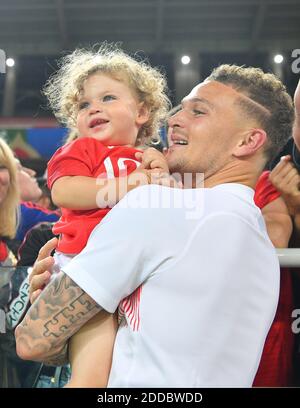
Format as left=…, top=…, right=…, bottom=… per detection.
left=207, top=64, right=294, bottom=161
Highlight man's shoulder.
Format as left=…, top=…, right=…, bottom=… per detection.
left=201, top=184, right=267, bottom=233
left=207, top=183, right=257, bottom=212
left=117, top=183, right=256, bottom=216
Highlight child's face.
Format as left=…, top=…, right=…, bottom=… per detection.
left=76, top=73, right=148, bottom=146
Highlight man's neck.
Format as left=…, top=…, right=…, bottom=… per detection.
left=203, top=158, right=264, bottom=189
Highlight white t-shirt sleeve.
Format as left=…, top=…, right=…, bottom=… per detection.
left=62, top=187, right=162, bottom=313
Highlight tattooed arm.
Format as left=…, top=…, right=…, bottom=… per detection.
left=15, top=271, right=102, bottom=365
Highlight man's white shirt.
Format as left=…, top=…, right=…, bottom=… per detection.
left=63, top=183, right=279, bottom=387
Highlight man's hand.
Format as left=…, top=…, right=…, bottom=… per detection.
left=269, top=155, right=300, bottom=216
left=29, top=237, right=57, bottom=304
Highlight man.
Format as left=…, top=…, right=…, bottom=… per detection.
left=15, top=65, right=294, bottom=387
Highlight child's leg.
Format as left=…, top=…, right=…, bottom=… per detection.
left=65, top=311, right=118, bottom=388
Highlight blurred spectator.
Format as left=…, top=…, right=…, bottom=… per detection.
left=292, top=79, right=300, bottom=155
left=16, top=222, right=70, bottom=388
left=0, top=138, right=40, bottom=388
left=6, top=161, right=60, bottom=257
left=16, top=159, right=42, bottom=203
left=18, top=222, right=56, bottom=267
left=15, top=202, right=59, bottom=248
left=269, top=156, right=300, bottom=239
left=253, top=170, right=294, bottom=386
left=36, top=182, right=57, bottom=211
left=0, top=139, right=19, bottom=267
left=269, top=155, right=300, bottom=385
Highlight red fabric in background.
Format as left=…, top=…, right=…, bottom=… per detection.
left=253, top=171, right=294, bottom=387
left=0, top=240, right=8, bottom=262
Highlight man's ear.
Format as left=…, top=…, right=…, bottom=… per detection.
left=136, top=103, right=150, bottom=126
left=233, top=128, right=267, bottom=157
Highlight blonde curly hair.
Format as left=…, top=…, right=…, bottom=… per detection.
left=43, top=44, right=171, bottom=144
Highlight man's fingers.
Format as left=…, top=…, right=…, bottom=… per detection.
left=29, top=270, right=51, bottom=297
left=30, top=289, right=42, bottom=305
left=29, top=255, right=54, bottom=304
left=32, top=271, right=51, bottom=291
left=29, top=255, right=54, bottom=284
left=36, top=237, right=58, bottom=262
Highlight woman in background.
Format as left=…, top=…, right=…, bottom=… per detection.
left=0, top=138, right=19, bottom=267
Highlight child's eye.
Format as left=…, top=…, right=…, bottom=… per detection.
left=78, top=101, right=89, bottom=110
left=103, top=95, right=116, bottom=102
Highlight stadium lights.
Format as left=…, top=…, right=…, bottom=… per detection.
left=274, top=54, right=284, bottom=64
left=6, top=58, right=15, bottom=67
left=181, top=55, right=191, bottom=65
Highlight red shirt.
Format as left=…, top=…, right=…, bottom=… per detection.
left=253, top=170, right=294, bottom=387
left=48, top=137, right=140, bottom=254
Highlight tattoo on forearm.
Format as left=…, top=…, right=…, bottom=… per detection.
left=44, top=290, right=98, bottom=338
left=16, top=272, right=102, bottom=362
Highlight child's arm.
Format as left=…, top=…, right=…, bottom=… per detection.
left=66, top=311, right=118, bottom=388
left=51, top=148, right=170, bottom=210
left=52, top=175, right=120, bottom=210
left=51, top=172, right=148, bottom=210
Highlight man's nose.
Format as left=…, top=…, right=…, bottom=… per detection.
left=168, top=110, right=184, bottom=128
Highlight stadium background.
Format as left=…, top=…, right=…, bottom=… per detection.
left=0, top=0, right=299, bottom=172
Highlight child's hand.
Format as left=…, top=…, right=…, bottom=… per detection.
left=135, top=147, right=169, bottom=174
left=133, top=148, right=182, bottom=189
